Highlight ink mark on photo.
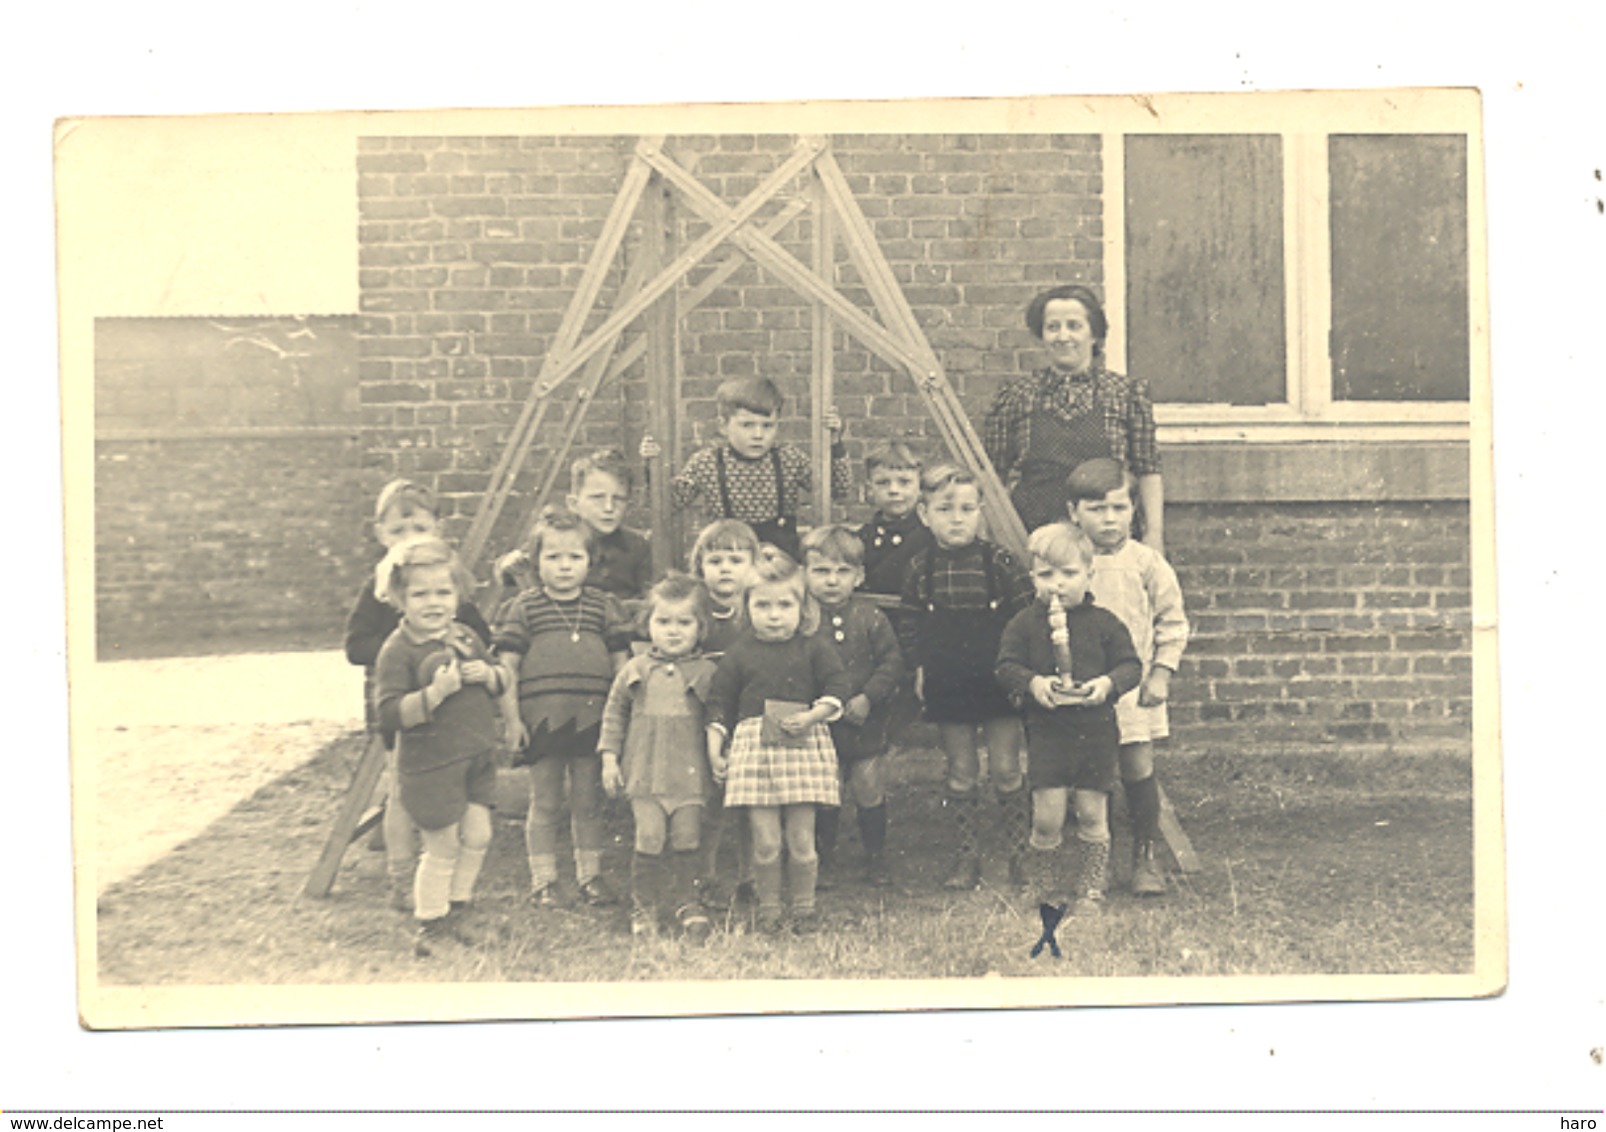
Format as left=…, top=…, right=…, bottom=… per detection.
left=1030, top=901, right=1068, bottom=959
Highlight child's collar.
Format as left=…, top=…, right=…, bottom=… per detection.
left=709, top=603, right=737, bottom=620
left=400, top=620, right=451, bottom=645
left=722, top=440, right=775, bottom=463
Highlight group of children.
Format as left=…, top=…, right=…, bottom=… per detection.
left=345, top=377, right=1188, bottom=954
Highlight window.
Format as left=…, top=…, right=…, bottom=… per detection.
left=1108, top=131, right=1472, bottom=442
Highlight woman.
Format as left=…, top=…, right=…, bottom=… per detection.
left=981, top=285, right=1165, bottom=551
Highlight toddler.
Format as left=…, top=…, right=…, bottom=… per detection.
left=493, top=507, right=634, bottom=907
left=802, top=525, right=904, bottom=888
left=687, top=518, right=761, bottom=901
left=344, top=479, right=492, bottom=911
left=644, top=376, right=849, bottom=563
left=996, top=521, right=1141, bottom=915
left=599, top=573, right=721, bottom=939
left=898, top=464, right=1035, bottom=891
left=1066, top=457, right=1189, bottom=896
left=372, top=538, right=506, bottom=955
left=706, top=549, right=854, bottom=933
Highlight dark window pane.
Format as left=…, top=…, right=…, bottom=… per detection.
left=1125, top=134, right=1286, bottom=405
left=1329, top=134, right=1469, bottom=402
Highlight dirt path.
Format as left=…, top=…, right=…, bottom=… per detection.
left=80, top=651, right=364, bottom=892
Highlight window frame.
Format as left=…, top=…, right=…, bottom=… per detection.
left=1102, top=132, right=1475, bottom=446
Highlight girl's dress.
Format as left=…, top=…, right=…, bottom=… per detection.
left=707, top=633, right=854, bottom=808
left=598, top=649, right=719, bottom=812
left=897, top=539, right=1034, bottom=724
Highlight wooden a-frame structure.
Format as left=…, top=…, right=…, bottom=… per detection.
left=304, top=135, right=1197, bottom=899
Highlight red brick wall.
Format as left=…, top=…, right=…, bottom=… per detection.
left=1168, top=501, right=1472, bottom=747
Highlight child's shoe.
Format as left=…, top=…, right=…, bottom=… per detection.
left=577, top=876, right=619, bottom=907
left=790, top=910, right=820, bottom=936
left=413, top=916, right=459, bottom=958
left=1072, top=890, right=1105, bottom=918
left=388, top=877, right=413, bottom=913
left=1130, top=840, right=1166, bottom=896
left=755, top=908, right=786, bottom=936
left=630, top=906, right=659, bottom=939
left=1006, top=854, right=1028, bottom=890
left=676, top=902, right=712, bottom=942
left=733, top=880, right=758, bottom=907
left=529, top=882, right=561, bottom=909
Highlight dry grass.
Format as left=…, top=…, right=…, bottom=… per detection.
left=95, top=732, right=1474, bottom=987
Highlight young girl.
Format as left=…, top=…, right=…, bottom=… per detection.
left=706, top=549, right=854, bottom=934
left=897, top=464, right=1036, bottom=891
left=494, top=507, right=634, bottom=908
left=688, top=518, right=761, bottom=901
left=598, top=573, right=721, bottom=940
left=373, top=538, right=507, bottom=956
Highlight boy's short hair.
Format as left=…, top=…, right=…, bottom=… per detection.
left=748, top=545, right=820, bottom=636
left=376, top=537, right=473, bottom=609
left=570, top=448, right=635, bottom=495
left=373, top=478, right=438, bottom=522
left=864, top=440, right=924, bottom=477
left=690, top=518, right=761, bottom=575
left=1064, top=457, right=1133, bottom=504
left=801, top=524, right=865, bottom=569
left=1027, top=521, right=1095, bottom=571
left=521, top=505, right=596, bottom=560
left=716, top=377, right=784, bottom=419
left=919, top=462, right=978, bottom=499
left=640, top=570, right=713, bottom=640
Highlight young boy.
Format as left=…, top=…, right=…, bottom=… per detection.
left=996, top=521, right=1141, bottom=916
left=643, top=376, right=850, bottom=563
left=567, top=449, right=652, bottom=601
left=898, top=464, right=1036, bottom=891
left=853, top=441, right=933, bottom=601
left=343, top=479, right=493, bottom=911
left=802, top=525, right=904, bottom=887
left=1066, top=457, right=1189, bottom=896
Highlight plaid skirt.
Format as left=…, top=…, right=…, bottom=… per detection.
left=723, top=717, right=841, bottom=808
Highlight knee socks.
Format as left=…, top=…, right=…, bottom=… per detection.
left=787, top=852, right=820, bottom=915
left=671, top=849, right=701, bottom=915
left=945, top=789, right=982, bottom=860
left=996, top=784, right=1032, bottom=865
left=448, top=844, right=487, bottom=905
left=632, top=850, right=665, bottom=918
left=414, top=849, right=456, bottom=922
left=1125, top=774, right=1161, bottom=847
left=815, top=806, right=841, bottom=859
left=752, top=852, right=784, bottom=915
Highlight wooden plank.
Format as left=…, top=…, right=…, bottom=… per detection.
left=642, top=177, right=678, bottom=578
left=460, top=148, right=659, bottom=567
left=645, top=149, right=930, bottom=379
left=810, top=168, right=834, bottom=525
left=812, top=148, right=1028, bottom=556
left=1156, top=781, right=1202, bottom=873
left=304, top=733, right=390, bottom=898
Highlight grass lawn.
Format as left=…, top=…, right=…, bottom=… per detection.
left=94, top=730, right=1474, bottom=989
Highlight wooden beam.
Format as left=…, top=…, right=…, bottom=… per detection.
left=461, top=145, right=660, bottom=567
left=813, top=147, right=1027, bottom=556
left=810, top=167, right=835, bottom=525
left=644, top=147, right=931, bottom=379
left=304, top=734, right=390, bottom=898
left=643, top=177, right=678, bottom=578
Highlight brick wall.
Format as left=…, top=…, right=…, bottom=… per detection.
left=95, top=318, right=370, bottom=658
left=356, top=134, right=1102, bottom=551
left=1168, top=501, right=1472, bottom=748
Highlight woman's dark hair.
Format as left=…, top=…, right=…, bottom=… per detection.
left=1024, top=284, right=1109, bottom=343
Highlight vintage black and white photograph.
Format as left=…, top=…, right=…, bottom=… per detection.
left=59, top=91, right=1499, bottom=1028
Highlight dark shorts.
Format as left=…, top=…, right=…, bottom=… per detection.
left=400, top=750, right=498, bottom=831
left=1023, top=713, right=1120, bottom=794
left=922, top=665, right=1015, bottom=724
